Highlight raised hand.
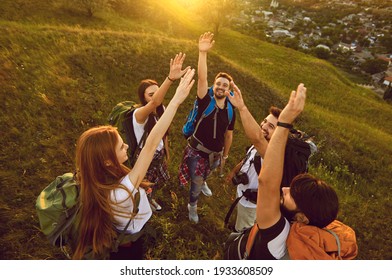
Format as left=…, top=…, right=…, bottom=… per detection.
left=168, top=52, right=191, bottom=81
left=172, top=68, right=195, bottom=105
left=199, top=32, right=215, bottom=53
left=225, top=81, right=246, bottom=110
left=279, top=83, right=307, bottom=124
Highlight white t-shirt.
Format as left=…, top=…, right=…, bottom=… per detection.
left=132, top=108, right=164, bottom=151
left=236, top=146, right=263, bottom=208
left=111, top=175, right=152, bottom=234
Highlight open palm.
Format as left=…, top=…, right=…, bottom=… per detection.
left=199, top=32, right=215, bottom=52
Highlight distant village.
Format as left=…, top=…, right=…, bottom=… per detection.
left=232, top=0, right=392, bottom=100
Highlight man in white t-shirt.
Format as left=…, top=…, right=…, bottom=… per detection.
left=227, top=107, right=281, bottom=231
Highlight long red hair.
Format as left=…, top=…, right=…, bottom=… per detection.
left=73, top=126, right=132, bottom=259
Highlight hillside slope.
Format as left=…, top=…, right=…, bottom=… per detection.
left=1, top=1, right=391, bottom=260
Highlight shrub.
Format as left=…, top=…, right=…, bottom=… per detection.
left=69, top=0, right=109, bottom=17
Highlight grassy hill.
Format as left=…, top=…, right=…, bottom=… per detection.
left=1, top=0, right=391, bottom=260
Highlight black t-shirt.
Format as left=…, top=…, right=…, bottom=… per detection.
left=193, top=94, right=236, bottom=152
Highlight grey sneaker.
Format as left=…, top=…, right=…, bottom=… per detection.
left=187, top=203, right=199, bottom=223
left=150, top=199, right=162, bottom=211
left=201, top=182, right=212, bottom=197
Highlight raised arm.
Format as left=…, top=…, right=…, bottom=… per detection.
left=135, top=53, right=190, bottom=124
left=225, top=82, right=268, bottom=156
left=129, top=69, right=195, bottom=187
left=256, top=84, right=307, bottom=229
left=197, top=32, right=215, bottom=99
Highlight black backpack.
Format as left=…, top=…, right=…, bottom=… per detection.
left=281, top=128, right=315, bottom=186
left=224, top=129, right=316, bottom=228
left=224, top=223, right=290, bottom=260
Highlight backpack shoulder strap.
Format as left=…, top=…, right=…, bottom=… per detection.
left=224, top=196, right=243, bottom=228
left=207, top=86, right=214, bottom=97
left=239, top=146, right=261, bottom=175
left=226, top=99, right=234, bottom=123
left=323, top=228, right=341, bottom=259
left=202, top=95, right=217, bottom=117
left=253, top=153, right=262, bottom=175
left=244, top=224, right=259, bottom=259
left=113, top=188, right=141, bottom=250
left=193, top=94, right=217, bottom=135
left=203, top=86, right=218, bottom=117
left=123, top=188, right=140, bottom=231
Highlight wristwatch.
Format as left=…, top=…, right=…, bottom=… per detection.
left=277, top=122, right=293, bottom=129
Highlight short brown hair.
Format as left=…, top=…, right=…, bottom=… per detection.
left=269, top=106, right=282, bottom=119
left=214, top=72, right=233, bottom=83
left=290, top=174, right=339, bottom=228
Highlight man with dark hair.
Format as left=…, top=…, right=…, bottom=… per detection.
left=227, top=106, right=282, bottom=231
left=179, top=32, right=236, bottom=223
left=226, top=82, right=358, bottom=259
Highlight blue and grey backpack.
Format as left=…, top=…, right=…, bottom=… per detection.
left=182, top=86, right=234, bottom=139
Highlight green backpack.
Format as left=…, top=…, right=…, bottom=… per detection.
left=36, top=173, right=80, bottom=258
left=36, top=173, right=141, bottom=259
left=108, top=101, right=147, bottom=167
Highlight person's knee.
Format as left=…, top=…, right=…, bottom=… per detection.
left=190, top=176, right=203, bottom=201
left=192, top=176, right=204, bottom=186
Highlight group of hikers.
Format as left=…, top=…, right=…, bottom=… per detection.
left=70, top=32, right=358, bottom=260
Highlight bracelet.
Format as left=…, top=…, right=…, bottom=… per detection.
left=277, top=122, right=293, bottom=129
left=222, top=155, right=229, bottom=160
left=167, top=76, right=175, bottom=82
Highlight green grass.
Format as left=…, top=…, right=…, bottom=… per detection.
left=1, top=0, right=391, bottom=260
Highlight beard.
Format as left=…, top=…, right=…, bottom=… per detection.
left=280, top=204, right=299, bottom=222
left=214, top=93, right=226, bottom=100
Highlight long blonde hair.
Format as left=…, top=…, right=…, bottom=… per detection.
left=73, top=126, right=132, bottom=259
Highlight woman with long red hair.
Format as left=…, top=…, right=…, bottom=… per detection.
left=72, top=68, right=195, bottom=259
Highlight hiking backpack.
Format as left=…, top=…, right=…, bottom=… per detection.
left=282, top=128, right=317, bottom=186
left=224, top=222, right=290, bottom=259
left=224, top=223, right=341, bottom=260
left=36, top=173, right=141, bottom=259
left=182, top=87, right=234, bottom=139
left=224, top=129, right=317, bottom=228
left=108, top=101, right=147, bottom=167
left=36, top=173, right=80, bottom=258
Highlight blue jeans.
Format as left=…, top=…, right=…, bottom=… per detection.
left=187, top=152, right=220, bottom=205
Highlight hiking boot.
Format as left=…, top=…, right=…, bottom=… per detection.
left=201, top=182, right=212, bottom=197
left=188, top=203, right=199, bottom=223
left=150, top=199, right=162, bottom=211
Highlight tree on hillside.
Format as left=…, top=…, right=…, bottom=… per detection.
left=379, top=35, right=392, bottom=53
left=282, top=37, right=299, bottom=50
left=194, top=0, right=242, bottom=35
left=313, top=46, right=330, bottom=60
left=361, top=59, right=388, bottom=75
left=70, top=0, right=109, bottom=17
left=108, top=0, right=147, bottom=18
